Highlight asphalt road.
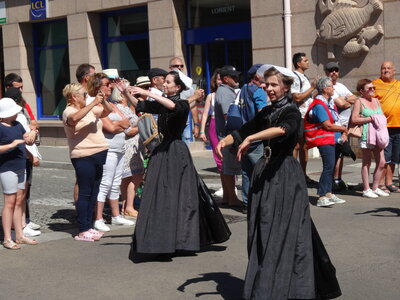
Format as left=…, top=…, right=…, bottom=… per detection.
left=0, top=148, right=399, bottom=299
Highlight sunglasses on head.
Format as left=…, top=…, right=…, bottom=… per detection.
left=328, top=68, right=339, bottom=73
left=171, top=64, right=184, bottom=68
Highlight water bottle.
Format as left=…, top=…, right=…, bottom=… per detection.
left=337, top=137, right=344, bottom=145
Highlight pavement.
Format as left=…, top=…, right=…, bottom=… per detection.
left=0, top=146, right=399, bottom=299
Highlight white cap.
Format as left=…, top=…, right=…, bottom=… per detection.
left=0, top=98, right=22, bottom=118
left=172, top=68, right=192, bottom=90
left=256, top=64, right=296, bottom=79
left=103, top=69, right=119, bottom=79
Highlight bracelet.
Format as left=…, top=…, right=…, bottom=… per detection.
left=200, top=131, right=205, bottom=134
left=194, top=122, right=200, bottom=126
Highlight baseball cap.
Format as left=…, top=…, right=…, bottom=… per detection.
left=247, top=64, right=263, bottom=76
left=148, top=68, right=168, bottom=79
left=220, top=65, right=241, bottom=78
left=0, top=97, right=22, bottom=118
left=324, top=62, right=340, bottom=71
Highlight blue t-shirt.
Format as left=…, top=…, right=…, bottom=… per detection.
left=253, top=87, right=268, bottom=110
left=0, top=121, right=26, bottom=172
left=311, top=104, right=341, bottom=142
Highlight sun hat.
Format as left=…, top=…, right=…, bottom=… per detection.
left=135, top=76, right=151, bottom=87
left=102, top=69, right=119, bottom=79
left=0, top=97, right=22, bottom=118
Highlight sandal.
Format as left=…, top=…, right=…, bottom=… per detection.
left=378, top=184, right=390, bottom=194
left=16, top=236, right=39, bottom=245
left=3, top=240, right=21, bottom=250
left=74, top=232, right=95, bottom=242
left=89, top=229, right=104, bottom=240
left=124, top=211, right=138, bottom=218
left=386, top=184, right=398, bottom=193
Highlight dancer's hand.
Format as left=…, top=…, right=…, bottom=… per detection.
left=216, top=140, right=226, bottom=159
left=237, top=138, right=251, bottom=161
left=199, top=132, right=207, bottom=142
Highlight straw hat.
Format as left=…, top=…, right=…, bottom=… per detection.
left=135, top=76, right=151, bottom=87
left=0, top=98, right=22, bottom=118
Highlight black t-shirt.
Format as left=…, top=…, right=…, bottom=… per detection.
left=0, top=121, right=26, bottom=172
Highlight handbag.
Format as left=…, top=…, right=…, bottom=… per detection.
left=347, top=123, right=362, bottom=138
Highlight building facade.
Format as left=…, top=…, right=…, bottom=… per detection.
left=1, top=0, right=398, bottom=145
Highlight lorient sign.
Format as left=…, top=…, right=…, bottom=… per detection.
left=30, top=0, right=48, bottom=20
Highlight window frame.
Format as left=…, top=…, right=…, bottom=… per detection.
left=32, top=18, right=69, bottom=120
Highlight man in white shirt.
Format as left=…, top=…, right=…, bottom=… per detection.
left=290, top=53, right=316, bottom=185
left=325, top=62, right=358, bottom=190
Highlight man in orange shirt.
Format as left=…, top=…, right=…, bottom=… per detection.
left=372, top=61, right=400, bottom=192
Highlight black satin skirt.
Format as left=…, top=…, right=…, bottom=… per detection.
left=132, top=139, right=230, bottom=254
left=243, top=155, right=341, bottom=299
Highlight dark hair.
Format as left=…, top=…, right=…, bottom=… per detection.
left=86, top=73, right=109, bottom=97
left=292, top=52, right=306, bottom=69
left=210, top=68, right=221, bottom=93
left=167, top=71, right=186, bottom=94
left=76, top=63, right=95, bottom=83
left=356, top=78, right=372, bottom=92
left=264, top=67, right=294, bottom=88
left=4, top=73, right=22, bottom=88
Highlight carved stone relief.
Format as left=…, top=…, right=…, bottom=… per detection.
left=317, top=0, right=384, bottom=59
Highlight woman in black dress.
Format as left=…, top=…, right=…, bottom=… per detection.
left=217, top=67, right=340, bottom=299
left=116, top=71, right=230, bottom=255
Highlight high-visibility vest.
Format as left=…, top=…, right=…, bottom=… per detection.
left=304, top=99, right=335, bottom=148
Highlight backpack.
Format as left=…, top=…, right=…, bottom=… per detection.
left=137, top=113, right=162, bottom=154
left=225, top=84, right=259, bottom=132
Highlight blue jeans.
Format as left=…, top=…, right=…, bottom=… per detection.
left=317, top=144, right=335, bottom=196
left=241, top=142, right=264, bottom=206
left=181, top=123, right=192, bottom=146
left=71, top=150, right=107, bottom=233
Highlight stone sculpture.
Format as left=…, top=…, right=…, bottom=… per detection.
left=317, top=0, right=384, bottom=59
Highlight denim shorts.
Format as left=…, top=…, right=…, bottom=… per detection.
left=0, top=169, right=26, bottom=194
left=384, top=128, right=400, bottom=164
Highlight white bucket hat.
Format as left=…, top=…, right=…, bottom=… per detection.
left=0, top=97, right=22, bottom=118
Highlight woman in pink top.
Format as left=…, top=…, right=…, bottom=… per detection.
left=351, top=79, right=389, bottom=198
left=62, top=83, right=112, bottom=242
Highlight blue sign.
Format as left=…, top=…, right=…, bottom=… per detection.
left=30, top=0, right=47, bottom=20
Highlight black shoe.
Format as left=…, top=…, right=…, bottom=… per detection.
left=242, top=206, right=247, bottom=214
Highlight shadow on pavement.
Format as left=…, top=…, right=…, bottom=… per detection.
left=48, top=209, right=77, bottom=232
left=177, top=272, right=244, bottom=300
left=354, top=207, right=400, bottom=217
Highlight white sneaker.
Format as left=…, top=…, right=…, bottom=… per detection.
left=235, top=187, right=238, bottom=196
left=363, top=189, right=379, bottom=199
left=329, top=194, right=346, bottom=204
left=27, top=221, right=41, bottom=230
left=94, top=219, right=110, bottom=232
left=23, top=225, right=41, bottom=237
left=111, top=215, right=135, bottom=226
left=373, top=188, right=390, bottom=197
left=213, top=188, right=223, bottom=197
left=316, top=197, right=335, bottom=207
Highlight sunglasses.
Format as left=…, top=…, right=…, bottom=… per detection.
left=328, top=68, right=339, bottom=73
left=365, top=86, right=376, bottom=92
left=171, top=64, right=184, bottom=68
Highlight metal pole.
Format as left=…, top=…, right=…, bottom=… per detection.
left=283, top=0, right=292, bottom=68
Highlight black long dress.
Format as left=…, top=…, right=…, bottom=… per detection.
left=133, top=95, right=230, bottom=254
left=231, top=97, right=340, bottom=299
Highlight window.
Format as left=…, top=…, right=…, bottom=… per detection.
left=33, top=19, right=70, bottom=120
left=101, top=7, right=150, bottom=83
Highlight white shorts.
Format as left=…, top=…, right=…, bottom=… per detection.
left=0, top=169, right=26, bottom=194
